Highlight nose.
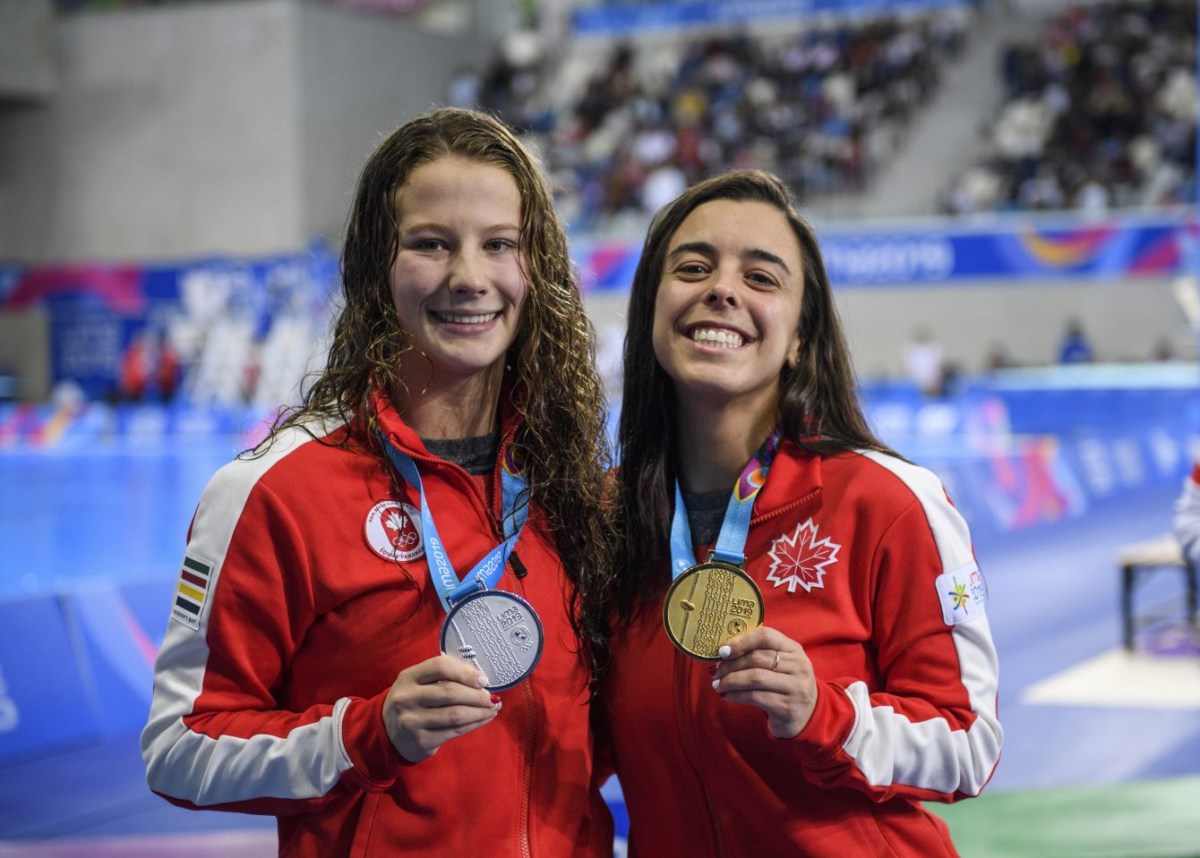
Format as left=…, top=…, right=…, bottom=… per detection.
left=704, top=275, right=739, bottom=308
left=449, top=248, right=487, bottom=294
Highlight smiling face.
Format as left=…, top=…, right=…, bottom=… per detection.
left=651, top=198, right=804, bottom=416
left=389, top=155, right=527, bottom=398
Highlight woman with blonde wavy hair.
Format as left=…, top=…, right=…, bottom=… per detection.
left=142, top=107, right=615, bottom=857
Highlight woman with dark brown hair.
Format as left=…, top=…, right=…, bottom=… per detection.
left=601, top=169, right=1002, bottom=856
left=143, top=107, right=615, bottom=857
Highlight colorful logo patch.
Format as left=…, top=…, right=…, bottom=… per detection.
left=766, top=518, right=841, bottom=593
left=935, top=565, right=987, bottom=625
left=365, top=500, right=424, bottom=562
left=735, top=466, right=767, bottom=502
left=171, top=554, right=213, bottom=631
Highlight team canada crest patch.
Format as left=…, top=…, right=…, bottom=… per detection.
left=766, top=518, right=841, bottom=593
left=365, top=500, right=424, bottom=562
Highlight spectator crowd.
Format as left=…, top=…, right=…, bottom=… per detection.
left=462, top=7, right=971, bottom=229
left=939, top=0, right=1197, bottom=216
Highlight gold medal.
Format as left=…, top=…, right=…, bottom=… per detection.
left=663, top=560, right=764, bottom=660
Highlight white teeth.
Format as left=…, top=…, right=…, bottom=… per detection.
left=690, top=328, right=744, bottom=348
left=434, top=311, right=497, bottom=325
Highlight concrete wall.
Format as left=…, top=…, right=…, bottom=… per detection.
left=0, top=0, right=488, bottom=264
left=0, top=0, right=56, bottom=100
left=296, top=2, right=489, bottom=245
left=0, top=309, right=50, bottom=401
left=834, top=277, right=1195, bottom=378
left=0, top=0, right=303, bottom=263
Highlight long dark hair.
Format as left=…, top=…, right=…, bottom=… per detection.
left=270, top=107, right=614, bottom=684
left=614, top=169, right=894, bottom=622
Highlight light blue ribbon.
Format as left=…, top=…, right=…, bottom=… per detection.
left=668, top=428, right=781, bottom=577
left=380, top=435, right=529, bottom=614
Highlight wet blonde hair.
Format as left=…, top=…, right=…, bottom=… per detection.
left=273, top=107, right=614, bottom=681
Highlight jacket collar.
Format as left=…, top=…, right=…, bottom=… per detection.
left=750, top=438, right=823, bottom=523
left=366, top=384, right=521, bottom=464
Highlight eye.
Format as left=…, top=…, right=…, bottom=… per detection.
left=407, top=236, right=447, bottom=252
left=745, top=270, right=781, bottom=289
left=673, top=260, right=710, bottom=278
left=484, top=237, right=518, bottom=253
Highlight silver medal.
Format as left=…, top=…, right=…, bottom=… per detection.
left=439, top=589, right=544, bottom=691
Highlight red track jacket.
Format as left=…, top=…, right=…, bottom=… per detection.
left=142, top=397, right=612, bottom=856
left=599, top=444, right=1002, bottom=857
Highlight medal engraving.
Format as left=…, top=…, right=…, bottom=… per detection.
left=440, top=590, right=544, bottom=690
left=663, top=562, right=764, bottom=660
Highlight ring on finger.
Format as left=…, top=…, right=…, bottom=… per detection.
left=771, top=651, right=781, bottom=672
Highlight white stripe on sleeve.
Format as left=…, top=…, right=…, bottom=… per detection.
left=142, top=423, right=356, bottom=805
left=837, top=451, right=1002, bottom=796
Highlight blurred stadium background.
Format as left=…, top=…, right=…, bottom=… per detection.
left=0, top=0, right=1198, bottom=855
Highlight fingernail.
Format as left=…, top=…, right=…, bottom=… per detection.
left=718, top=645, right=732, bottom=659
left=490, top=693, right=501, bottom=704
left=476, top=673, right=490, bottom=687
left=711, top=678, right=720, bottom=690
left=493, top=701, right=503, bottom=712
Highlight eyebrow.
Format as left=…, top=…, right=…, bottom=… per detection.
left=400, top=222, right=521, bottom=234
left=667, top=240, right=791, bottom=274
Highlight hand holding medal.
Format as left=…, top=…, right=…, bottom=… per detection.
left=709, top=625, right=818, bottom=740
left=382, top=654, right=503, bottom=763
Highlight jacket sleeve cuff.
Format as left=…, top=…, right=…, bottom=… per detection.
left=774, top=681, right=857, bottom=780
left=340, top=693, right=414, bottom=788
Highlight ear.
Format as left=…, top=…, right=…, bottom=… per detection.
left=785, top=335, right=802, bottom=370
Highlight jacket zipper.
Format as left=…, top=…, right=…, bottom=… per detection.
left=751, top=486, right=820, bottom=528
left=674, top=653, right=729, bottom=857
left=519, top=673, right=536, bottom=858
left=493, top=442, right=534, bottom=858
left=408, top=439, right=534, bottom=855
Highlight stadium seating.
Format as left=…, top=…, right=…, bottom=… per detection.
left=939, top=0, right=1197, bottom=215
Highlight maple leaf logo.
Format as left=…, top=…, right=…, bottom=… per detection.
left=382, top=506, right=420, bottom=550
left=385, top=509, right=406, bottom=533
left=766, top=518, right=841, bottom=593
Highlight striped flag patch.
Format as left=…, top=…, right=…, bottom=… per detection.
left=171, top=554, right=213, bottom=631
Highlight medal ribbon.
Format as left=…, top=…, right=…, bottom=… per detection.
left=668, top=427, right=781, bottom=578
left=379, top=433, right=530, bottom=614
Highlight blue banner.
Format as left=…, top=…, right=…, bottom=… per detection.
left=572, top=0, right=966, bottom=35
left=822, top=217, right=1188, bottom=285
left=1, top=241, right=337, bottom=401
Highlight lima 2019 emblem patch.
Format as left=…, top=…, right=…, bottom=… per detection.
left=365, top=500, right=424, bottom=562
left=935, top=564, right=987, bottom=625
